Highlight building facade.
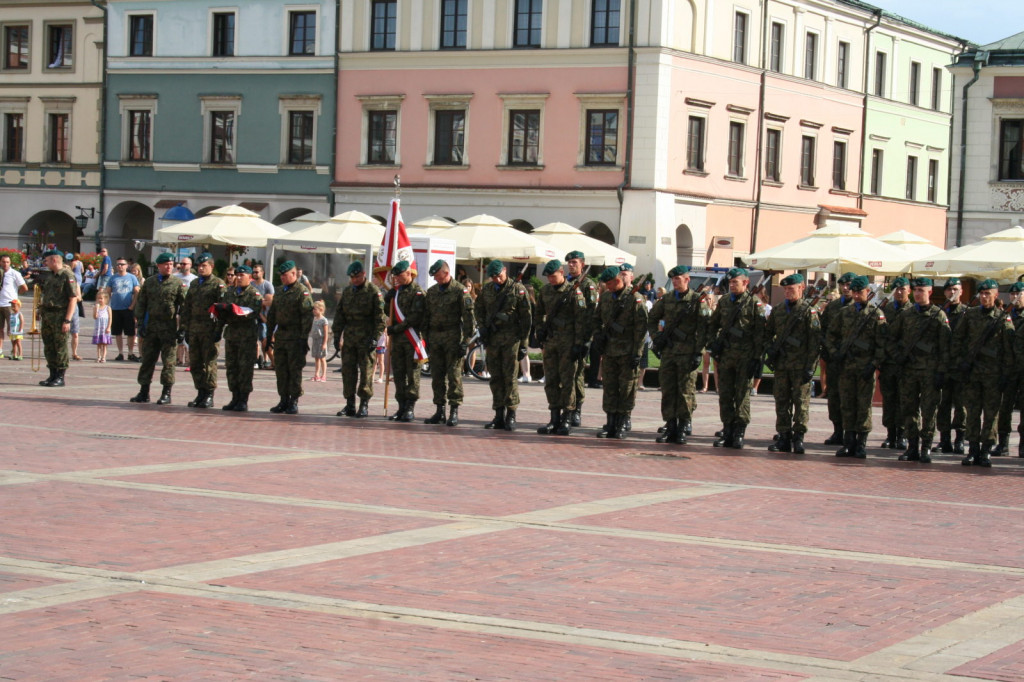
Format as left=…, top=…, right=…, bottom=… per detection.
left=947, top=31, right=1024, bottom=247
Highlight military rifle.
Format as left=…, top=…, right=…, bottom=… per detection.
left=591, top=273, right=650, bottom=356
left=535, top=273, right=585, bottom=347
left=831, top=288, right=887, bottom=368
left=708, top=282, right=764, bottom=361
left=478, top=269, right=525, bottom=346
left=651, top=282, right=711, bottom=359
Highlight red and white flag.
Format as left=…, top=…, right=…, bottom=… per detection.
left=375, top=198, right=427, bottom=362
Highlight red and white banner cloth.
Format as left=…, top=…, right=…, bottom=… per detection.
left=392, top=289, right=428, bottom=363
left=375, top=198, right=427, bottom=362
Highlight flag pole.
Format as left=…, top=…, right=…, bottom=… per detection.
left=381, top=175, right=400, bottom=416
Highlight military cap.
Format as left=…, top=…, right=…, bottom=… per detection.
left=667, top=265, right=690, bottom=278
left=277, top=260, right=296, bottom=274
left=619, top=262, right=634, bottom=272
left=780, top=273, right=804, bottom=286
left=41, top=248, right=63, bottom=258
left=485, top=260, right=505, bottom=277
left=598, top=266, right=621, bottom=283
left=195, top=252, right=213, bottom=265
left=891, top=276, right=909, bottom=288
left=542, top=259, right=563, bottom=276
left=1010, top=282, right=1024, bottom=293
left=391, top=260, right=410, bottom=276
left=565, top=250, right=585, bottom=262
left=428, top=259, right=448, bottom=276
left=838, top=272, right=856, bottom=284
left=978, top=278, right=999, bottom=291
left=943, top=277, right=961, bottom=288
left=725, top=267, right=748, bottom=280
left=849, top=275, right=870, bottom=291
left=154, top=252, right=174, bottom=265
left=235, top=264, right=253, bottom=275
left=911, top=277, right=933, bottom=288
left=347, top=261, right=364, bottom=276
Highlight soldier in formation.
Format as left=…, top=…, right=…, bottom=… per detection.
left=422, top=260, right=475, bottom=427
left=878, top=276, right=910, bottom=449
left=266, top=260, right=313, bottom=415
left=995, top=281, right=1024, bottom=455
left=217, top=264, right=262, bottom=412
left=592, top=266, right=647, bottom=439
left=564, top=251, right=598, bottom=426
left=333, top=260, right=386, bottom=419
left=384, top=260, right=426, bottom=422
left=937, top=278, right=968, bottom=454
left=130, top=252, right=187, bottom=405
left=181, top=253, right=225, bottom=408
left=37, top=249, right=81, bottom=388
left=819, top=272, right=855, bottom=446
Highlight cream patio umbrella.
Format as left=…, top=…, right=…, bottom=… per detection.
left=877, top=230, right=944, bottom=260
left=910, top=226, right=1024, bottom=282
left=437, top=214, right=559, bottom=266
left=276, top=211, right=332, bottom=233
left=152, top=204, right=289, bottom=247
left=529, top=222, right=637, bottom=267
left=406, top=215, right=456, bottom=236
left=744, top=224, right=914, bottom=276
left=268, top=210, right=384, bottom=265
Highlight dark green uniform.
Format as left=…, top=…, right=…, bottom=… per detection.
left=888, top=303, right=950, bottom=452
left=568, top=275, right=598, bottom=413
left=333, top=281, right=386, bottom=403
left=708, top=291, right=767, bottom=434
left=135, top=273, right=188, bottom=388
left=648, top=289, right=711, bottom=429
left=595, top=287, right=647, bottom=416
left=826, top=301, right=887, bottom=439
left=221, top=284, right=262, bottom=395
left=765, top=298, right=821, bottom=439
left=475, top=278, right=532, bottom=411
left=937, top=300, right=968, bottom=448
left=267, top=282, right=313, bottom=402
left=387, top=282, right=426, bottom=408
left=182, top=275, right=226, bottom=392
left=953, top=305, right=1014, bottom=448
left=996, top=305, right=1024, bottom=450
left=424, top=280, right=475, bottom=409
left=535, top=279, right=587, bottom=413
left=39, top=267, right=79, bottom=373
left=820, top=295, right=851, bottom=438
left=879, top=299, right=910, bottom=444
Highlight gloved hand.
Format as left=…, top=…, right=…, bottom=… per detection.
left=366, top=337, right=377, bottom=353
left=334, top=336, right=342, bottom=352
left=386, top=324, right=399, bottom=336
left=862, top=363, right=876, bottom=380
left=688, top=354, right=703, bottom=373
left=933, top=371, right=945, bottom=390
left=517, top=346, right=528, bottom=361
left=802, top=369, right=814, bottom=384
left=631, top=354, right=643, bottom=369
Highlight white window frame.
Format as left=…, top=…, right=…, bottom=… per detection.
left=209, top=7, right=239, bottom=57
left=284, top=5, right=320, bottom=56
left=733, top=10, right=750, bottom=65
left=575, top=92, right=625, bottom=169
left=118, top=94, right=157, bottom=163
left=200, top=95, right=242, bottom=165
left=803, top=30, right=820, bottom=81
left=125, top=11, right=156, bottom=58
left=424, top=94, right=471, bottom=168
left=498, top=92, right=548, bottom=169
left=279, top=95, right=321, bottom=166
left=357, top=94, right=403, bottom=167
left=0, top=97, right=29, bottom=163
left=768, top=20, right=786, bottom=73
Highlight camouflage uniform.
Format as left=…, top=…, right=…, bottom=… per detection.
left=995, top=305, right=1024, bottom=453
left=221, top=284, right=262, bottom=396
left=182, top=274, right=226, bottom=394
left=475, top=277, right=532, bottom=411
left=387, top=282, right=426, bottom=410
left=39, top=266, right=80, bottom=374
left=333, top=280, right=386, bottom=404
left=648, top=289, right=711, bottom=438
left=267, top=281, right=314, bottom=404
left=825, top=301, right=887, bottom=455
left=878, top=299, right=910, bottom=446
left=595, top=286, right=647, bottom=435
left=135, top=273, right=188, bottom=389
left=954, top=305, right=1014, bottom=457
left=534, top=279, right=587, bottom=430
left=765, top=299, right=821, bottom=443
left=937, top=300, right=968, bottom=450
left=820, top=295, right=852, bottom=440
left=568, top=274, right=598, bottom=419
left=708, top=291, right=767, bottom=443
left=424, top=280, right=475, bottom=409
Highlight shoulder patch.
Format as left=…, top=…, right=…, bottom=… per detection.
left=303, top=291, right=310, bottom=297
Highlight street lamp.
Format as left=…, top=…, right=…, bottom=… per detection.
left=74, top=206, right=97, bottom=250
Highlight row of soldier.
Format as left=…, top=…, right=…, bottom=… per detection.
left=33, top=246, right=1022, bottom=467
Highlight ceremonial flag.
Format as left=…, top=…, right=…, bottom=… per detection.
left=375, top=198, right=427, bottom=362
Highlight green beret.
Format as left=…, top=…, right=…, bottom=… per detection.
left=849, top=275, right=870, bottom=291
left=542, top=259, right=563, bottom=276
left=943, top=277, right=961, bottom=288
left=194, top=252, right=212, bottom=265
left=154, top=252, right=174, bottom=264
left=667, top=265, right=690, bottom=278
left=485, top=260, right=504, bottom=277
left=278, top=260, right=296, bottom=274
left=911, top=277, right=933, bottom=288
left=978, top=279, right=999, bottom=291
left=726, top=267, right=748, bottom=280
left=346, top=261, right=364, bottom=276
left=619, top=263, right=634, bottom=272
left=1010, top=282, right=1024, bottom=293
left=391, top=260, right=410, bottom=276
left=780, top=273, right=804, bottom=286
left=838, top=272, right=856, bottom=284
left=598, top=266, right=621, bottom=283
left=891, top=276, right=909, bottom=288
left=42, top=248, right=63, bottom=258
left=235, top=264, right=252, bottom=275
left=565, top=250, right=585, bottom=262
left=428, top=259, right=448, bottom=276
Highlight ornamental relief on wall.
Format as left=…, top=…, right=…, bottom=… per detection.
left=991, top=184, right=1024, bottom=212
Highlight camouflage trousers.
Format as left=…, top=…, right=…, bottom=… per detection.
left=824, top=359, right=843, bottom=427
left=573, top=349, right=589, bottom=406
left=486, top=341, right=520, bottom=409
left=428, top=333, right=465, bottom=407
left=391, top=339, right=421, bottom=404
left=879, top=365, right=903, bottom=430
left=773, top=369, right=812, bottom=435
left=937, top=380, right=965, bottom=431
left=839, top=367, right=876, bottom=433
left=996, top=380, right=1024, bottom=434
left=716, top=355, right=753, bottom=427
left=600, top=354, right=640, bottom=413
left=542, top=338, right=577, bottom=411
left=224, top=334, right=257, bottom=394
left=659, top=353, right=698, bottom=422
left=341, top=340, right=374, bottom=401
left=137, top=324, right=177, bottom=387
left=273, top=339, right=306, bottom=399
left=188, top=327, right=219, bottom=391
left=964, top=374, right=1001, bottom=443
left=901, top=371, right=941, bottom=442
left=40, top=310, right=69, bottom=371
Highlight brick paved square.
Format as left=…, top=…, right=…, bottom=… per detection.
left=0, top=481, right=440, bottom=571
left=950, top=640, right=1024, bottom=681
left=0, top=570, right=64, bottom=595
left=223, top=528, right=1024, bottom=661
left=0, top=592, right=808, bottom=681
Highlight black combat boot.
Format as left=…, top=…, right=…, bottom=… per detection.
left=555, top=410, right=572, bottom=436
left=356, top=399, right=369, bottom=418
left=399, top=401, right=415, bottom=423
left=232, top=393, right=249, bottom=412
left=918, top=439, right=933, bottom=463
left=49, top=369, right=66, bottom=387
left=612, top=413, right=627, bottom=439
left=597, top=413, right=615, bottom=438
left=446, top=404, right=459, bottom=427
left=731, top=425, right=746, bottom=449
left=284, top=396, right=299, bottom=415
left=222, top=391, right=239, bottom=411
left=768, top=431, right=792, bottom=452
left=898, top=437, right=921, bottom=461
left=269, top=395, right=288, bottom=413
left=188, top=390, right=205, bottom=408
left=824, top=423, right=843, bottom=445
left=570, top=406, right=582, bottom=427
left=338, top=398, right=356, bottom=417
left=977, top=441, right=993, bottom=467
left=389, top=401, right=405, bottom=421
left=623, top=414, right=632, bottom=432
left=130, top=384, right=151, bottom=403
left=199, top=391, right=214, bottom=408
left=836, top=431, right=854, bottom=457
left=895, top=427, right=908, bottom=449
left=881, top=428, right=896, bottom=449
left=855, top=432, right=869, bottom=458
left=791, top=432, right=806, bottom=455
left=156, top=385, right=172, bottom=405
left=682, top=419, right=692, bottom=436
left=425, top=404, right=446, bottom=424
left=538, top=408, right=560, bottom=435
left=996, top=432, right=1010, bottom=456
left=938, top=430, right=954, bottom=453
left=38, top=368, right=55, bottom=386
left=503, top=409, right=517, bottom=431
left=485, top=407, right=506, bottom=429
left=962, top=441, right=979, bottom=466
left=953, top=429, right=966, bottom=454
left=713, top=426, right=731, bottom=448
left=656, top=418, right=679, bottom=444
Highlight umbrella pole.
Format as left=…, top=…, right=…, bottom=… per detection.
left=382, top=292, right=394, bottom=416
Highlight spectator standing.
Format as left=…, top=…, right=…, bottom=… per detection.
left=81, top=265, right=97, bottom=298
left=69, top=253, right=84, bottom=316
left=106, top=258, right=141, bottom=361
left=0, top=254, right=28, bottom=358
left=8, top=298, right=24, bottom=361
left=92, top=291, right=112, bottom=362
left=310, top=300, right=329, bottom=382
left=96, top=247, right=113, bottom=291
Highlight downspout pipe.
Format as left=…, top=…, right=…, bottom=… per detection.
left=90, top=0, right=107, bottom=250
left=749, top=0, right=769, bottom=254
left=856, top=9, right=882, bottom=213
left=955, top=50, right=987, bottom=247
left=617, top=0, right=637, bottom=209
left=328, top=0, right=340, bottom=215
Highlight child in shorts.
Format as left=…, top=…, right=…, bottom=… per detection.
left=8, top=299, right=23, bottom=360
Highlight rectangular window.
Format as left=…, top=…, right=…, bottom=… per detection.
left=49, top=113, right=69, bottom=162
left=591, top=0, right=620, bottom=47
left=765, top=128, right=781, bottom=182
left=508, top=109, right=540, bottom=165
left=905, top=155, right=918, bottom=200
left=800, top=135, right=815, bottom=186
left=440, top=0, right=467, bottom=49
left=871, top=148, right=884, bottom=195
left=371, top=1, right=397, bottom=50
left=769, top=22, right=783, bottom=72
left=804, top=33, right=818, bottom=80
left=585, top=109, right=617, bottom=165
left=289, top=11, right=316, bottom=55
left=733, top=12, right=748, bottom=64
left=687, top=116, right=705, bottom=171
left=909, top=61, right=921, bottom=106
left=4, top=25, right=29, bottom=70
left=931, top=67, right=942, bottom=111
left=514, top=0, right=542, bottom=48
left=288, top=111, right=314, bottom=165
left=874, top=51, right=886, bottom=97
left=4, top=113, right=23, bottom=162
left=128, top=110, right=151, bottom=161
left=928, top=159, right=939, bottom=203
left=727, top=121, right=744, bottom=176
left=433, top=110, right=465, bottom=165
left=213, top=12, right=235, bottom=57
left=128, top=15, right=153, bottom=57
left=210, top=111, right=234, bottom=164
left=832, top=141, right=846, bottom=190
left=47, top=24, right=73, bottom=69
left=367, top=110, right=397, bottom=164
left=999, top=119, right=1024, bottom=181
left=837, top=41, right=850, bottom=89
